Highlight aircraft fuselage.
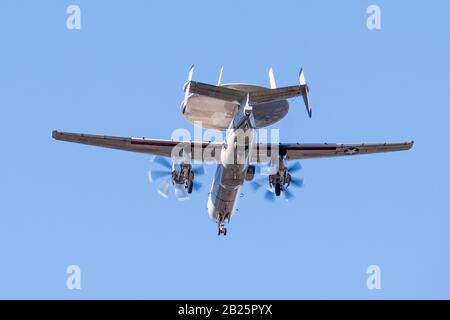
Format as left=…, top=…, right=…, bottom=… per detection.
left=207, top=103, right=256, bottom=233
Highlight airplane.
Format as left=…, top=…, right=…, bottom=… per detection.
left=52, top=66, right=413, bottom=236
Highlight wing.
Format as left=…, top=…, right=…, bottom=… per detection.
left=52, top=131, right=222, bottom=162
left=253, top=141, right=413, bottom=162
left=281, top=141, right=414, bottom=160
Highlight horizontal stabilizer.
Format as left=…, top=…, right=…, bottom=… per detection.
left=183, top=67, right=312, bottom=118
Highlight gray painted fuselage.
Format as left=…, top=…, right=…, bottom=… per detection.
left=207, top=126, right=255, bottom=224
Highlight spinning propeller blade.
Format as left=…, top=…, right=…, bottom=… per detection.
left=192, top=181, right=202, bottom=192
left=157, top=179, right=172, bottom=198
left=192, top=164, right=206, bottom=176
left=290, top=177, right=304, bottom=188
left=283, top=188, right=295, bottom=201
left=149, top=169, right=172, bottom=181
left=153, top=156, right=172, bottom=170
left=251, top=162, right=304, bottom=202
left=250, top=177, right=267, bottom=191
left=264, top=189, right=276, bottom=202
left=174, top=184, right=189, bottom=201
left=287, top=161, right=302, bottom=173
left=149, top=155, right=204, bottom=201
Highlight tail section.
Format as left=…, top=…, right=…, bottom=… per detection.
left=182, top=66, right=312, bottom=118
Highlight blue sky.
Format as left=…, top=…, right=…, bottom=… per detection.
left=0, top=0, right=449, bottom=299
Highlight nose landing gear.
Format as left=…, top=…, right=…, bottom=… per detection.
left=217, top=221, right=227, bottom=236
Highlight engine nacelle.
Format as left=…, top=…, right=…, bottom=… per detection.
left=268, top=156, right=294, bottom=196
left=171, top=163, right=195, bottom=193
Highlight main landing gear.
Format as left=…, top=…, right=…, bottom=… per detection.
left=274, top=182, right=281, bottom=196
left=187, top=179, right=193, bottom=194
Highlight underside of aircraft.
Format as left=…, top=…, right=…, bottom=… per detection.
left=53, top=66, right=413, bottom=236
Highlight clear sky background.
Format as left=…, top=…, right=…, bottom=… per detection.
left=0, top=0, right=449, bottom=299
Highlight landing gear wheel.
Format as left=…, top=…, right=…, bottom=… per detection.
left=218, top=221, right=227, bottom=236
left=275, top=183, right=281, bottom=196
left=187, top=180, right=193, bottom=194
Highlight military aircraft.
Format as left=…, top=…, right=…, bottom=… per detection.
left=53, top=66, right=413, bottom=236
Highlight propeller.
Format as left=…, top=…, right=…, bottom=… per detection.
left=250, top=161, right=304, bottom=202
left=148, top=156, right=205, bottom=200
